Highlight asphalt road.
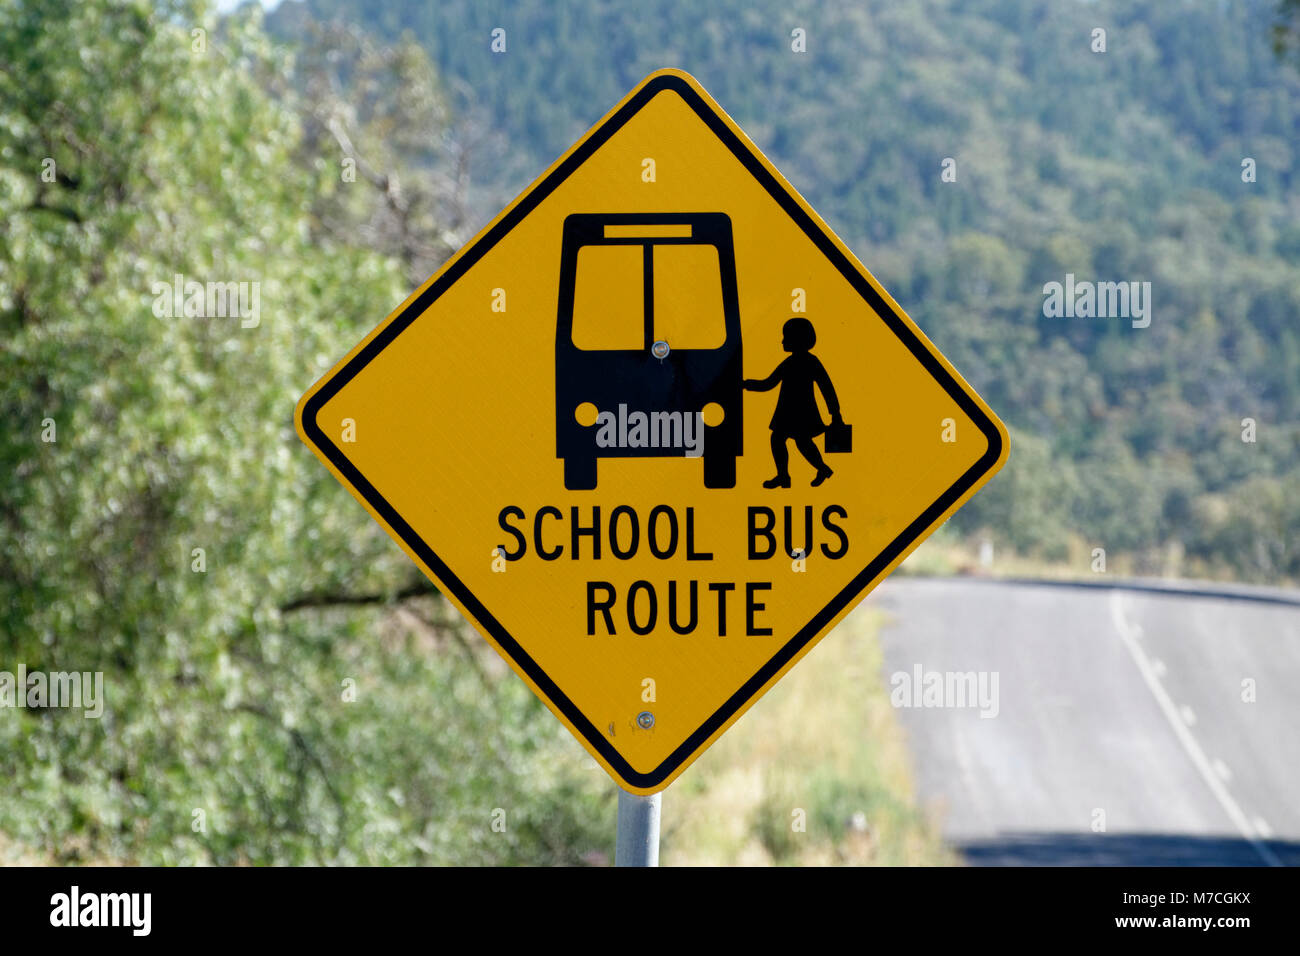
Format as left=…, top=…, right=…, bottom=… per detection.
left=866, top=576, right=1300, bottom=865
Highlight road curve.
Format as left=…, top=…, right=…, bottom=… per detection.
left=864, top=576, right=1300, bottom=866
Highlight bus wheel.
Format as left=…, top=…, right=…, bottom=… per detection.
left=564, top=457, right=597, bottom=490
left=703, top=454, right=736, bottom=489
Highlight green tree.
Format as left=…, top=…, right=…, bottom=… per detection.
left=0, top=0, right=610, bottom=865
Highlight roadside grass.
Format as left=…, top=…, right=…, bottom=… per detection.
left=2, top=601, right=948, bottom=867
left=660, top=606, right=956, bottom=866
left=0, top=832, right=50, bottom=865
left=901, top=529, right=1300, bottom=588
left=0, top=831, right=120, bottom=866
left=898, top=534, right=1107, bottom=580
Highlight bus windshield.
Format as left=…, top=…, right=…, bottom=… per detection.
left=571, top=244, right=643, bottom=350
left=571, top=241, right=726, bottom=351
left=652, top=243, right=725, bottom=350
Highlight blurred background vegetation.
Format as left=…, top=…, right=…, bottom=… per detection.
left=275, top=0, right=1300, bottom=583
left=1, top=0, right=1297, bottom=864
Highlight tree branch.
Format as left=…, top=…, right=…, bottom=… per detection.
left=26, top=196, right=81, bottom=223
left=279, top=578, right=436, bottom=613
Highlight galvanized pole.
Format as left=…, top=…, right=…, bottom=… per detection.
left=615, top=788, right=661, bottom=866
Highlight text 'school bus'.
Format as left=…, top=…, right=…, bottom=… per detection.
left=555, top=212, right=743, bottom=490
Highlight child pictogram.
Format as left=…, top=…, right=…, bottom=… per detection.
left=744, top=317, right=849, bottom=488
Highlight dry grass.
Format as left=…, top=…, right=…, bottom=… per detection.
left=660, top=606, right=957, bottom=866
left=898, top=531, right=1295, bottom=587
left=0, top=832, right=54, bottom=865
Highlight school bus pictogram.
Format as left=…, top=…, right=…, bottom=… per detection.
left=555, top=212, right=744, bottom=490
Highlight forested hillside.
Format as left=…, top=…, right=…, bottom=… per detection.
left=273, top=0, right=1300, bottom=581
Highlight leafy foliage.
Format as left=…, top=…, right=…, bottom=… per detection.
left=0, top=0, right=611, bottom=864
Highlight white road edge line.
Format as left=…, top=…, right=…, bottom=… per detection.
left=1109, top=591, right=1282, bottom=867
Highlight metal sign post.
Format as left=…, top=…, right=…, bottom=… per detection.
left=615, top=789, right=661, bottom=867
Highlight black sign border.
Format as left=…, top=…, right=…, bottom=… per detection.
left=301, top=73, right=1005, bottom=790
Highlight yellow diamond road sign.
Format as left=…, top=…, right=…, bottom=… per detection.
left=295, top=69, right=1009, bottom=794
